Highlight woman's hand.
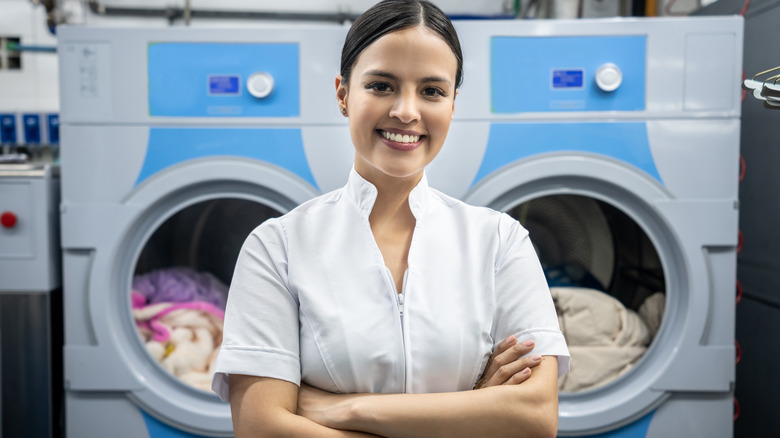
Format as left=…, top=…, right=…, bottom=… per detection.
left=474, top=336, right=542, bottom=389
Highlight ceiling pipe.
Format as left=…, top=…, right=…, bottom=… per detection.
left=86, top=0, right=359, bottom=24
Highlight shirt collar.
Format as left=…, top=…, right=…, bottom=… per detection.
left=345, top=168, right=431, bottom=220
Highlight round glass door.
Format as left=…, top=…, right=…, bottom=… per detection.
left=507, top=194, right=666, bottom=393
left=130, top=198, right=281, bottom=392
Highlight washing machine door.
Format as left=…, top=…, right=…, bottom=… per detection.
left=63, top=158, right=319, bottom=436
left=463, top=152, right=736, bottom=435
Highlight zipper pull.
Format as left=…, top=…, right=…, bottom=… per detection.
left=397, top=293, right=405, bottom=316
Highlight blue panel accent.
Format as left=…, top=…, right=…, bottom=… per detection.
left=137, top=128, right=317, bottom=189
left=472, top=122, right=661, bottom=186
left=47, top=114, right=59, bottom=144
left=23, top=114, right=41, bottom=144
left=140, top=411, right=213, bottom=438
left=557, top=410, right=655, bottom=438
left=491, top=36, right=646, bottom=113
left=148, top=43, right=299, bottom=117
left=0, top=114, right=16, bottom=144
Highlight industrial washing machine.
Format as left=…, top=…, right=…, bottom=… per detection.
left=57, top=25, right=351, bottom=437
left=430, top=17, right=742, bottom=437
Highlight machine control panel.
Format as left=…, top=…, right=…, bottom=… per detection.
left=0, top=179, right=33, bottom=258
left=491, top=35, right=645, bottom=113
left=0, top=164, right=61, bottom=291
left=148, top=43, right=299, bottom=117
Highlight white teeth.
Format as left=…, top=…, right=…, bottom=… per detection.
left=382, top=130, right=420, bottom=143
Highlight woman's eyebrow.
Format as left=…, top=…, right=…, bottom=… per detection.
left=363, top=69, right=451, bottom=85
left=363, top=69, right=397, bottom=80
left=420, top=76, right=452, bottom=85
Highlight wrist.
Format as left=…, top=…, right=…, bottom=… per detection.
left=339, top=393, right=374, bottom=431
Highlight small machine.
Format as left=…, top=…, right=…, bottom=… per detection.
left=0, top=163, right=62, bottom=438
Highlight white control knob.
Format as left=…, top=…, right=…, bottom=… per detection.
left=595, top=63, right=622, bottom=92
left=247, top=72, right=275, bottom=99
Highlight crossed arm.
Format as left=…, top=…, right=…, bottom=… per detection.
left=229, top=336, right=560, bottom=438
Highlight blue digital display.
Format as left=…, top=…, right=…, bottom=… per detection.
left=208, top=75, right=241, bottom=95
left=552, top=69, right=584, bottom=89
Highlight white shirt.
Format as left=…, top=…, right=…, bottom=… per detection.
left=212, top=169, right=569, bottom=400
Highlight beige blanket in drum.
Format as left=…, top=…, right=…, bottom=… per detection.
left=552, top=287, right=663, bottom=392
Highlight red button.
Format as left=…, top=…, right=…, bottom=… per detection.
left=1, top=211, right=17, bottom=228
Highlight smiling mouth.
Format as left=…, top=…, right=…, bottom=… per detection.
left=379, top=130, right=422, bottom=144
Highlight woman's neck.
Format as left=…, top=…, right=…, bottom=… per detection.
left=355, top=165, right=421, bottom=227
left=355, top=165, right=420, bottom=292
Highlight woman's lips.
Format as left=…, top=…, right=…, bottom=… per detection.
left=378, top=129, right=424, bottom=151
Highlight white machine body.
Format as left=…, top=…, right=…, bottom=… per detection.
left=434, top=17, right=742, bottom=437
left=58, top=25, right=352, bottom=437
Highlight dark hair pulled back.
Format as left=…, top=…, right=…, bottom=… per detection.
left=340, top=0, right=463, bottom=90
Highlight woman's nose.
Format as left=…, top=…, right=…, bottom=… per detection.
left=388, top=91, right=420, bottom=124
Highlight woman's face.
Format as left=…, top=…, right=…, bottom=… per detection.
left=336, top=26, right=458, bottom=183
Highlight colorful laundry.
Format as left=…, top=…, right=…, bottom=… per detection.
left=132, top=267, right=227, bottom=392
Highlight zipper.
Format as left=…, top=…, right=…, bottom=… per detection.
left=398, top=269, right=409, bottom=393
left=385, top=267, right=409, bottom=393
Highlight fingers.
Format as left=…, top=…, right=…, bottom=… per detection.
left=502, top=355, right=544, bottom=386
left=476, top=337, right=542, bottom=389
left=492, top=354, right=542, bottom=387
left=474, top=336, right=518, bottom=388
left=494, top=335, right=519, bottom=357
left=484, top=337, right=534, bottom=378
left=504, top=366, right=532, bottom=385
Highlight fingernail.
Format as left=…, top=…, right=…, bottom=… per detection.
left=524, top=339, right=534, bottom=347
left=532, top=355, right=542, bottom=362
left=506, top=336, right=517, bottom=346
left=522, top=367, right=531, bottom=375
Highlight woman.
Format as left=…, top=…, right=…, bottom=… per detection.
left=212, top=1, right=569, bottom=436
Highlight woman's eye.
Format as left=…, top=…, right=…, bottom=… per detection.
left=422, top=87, right=445, bottom=97
left=366, top=82, right=391, bottom=92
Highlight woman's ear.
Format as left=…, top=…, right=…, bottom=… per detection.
left=335, top=75, right=348, bottom=113
left=451, top=90, right=458, bottom=118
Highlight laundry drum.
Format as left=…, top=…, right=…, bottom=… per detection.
left=130, top=197, right=281, bottom=393
left=507, top=195, right=666, bottom=393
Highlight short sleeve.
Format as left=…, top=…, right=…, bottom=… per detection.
left=492, top=214, right=570, bottom=377
left=211, top=219, right=301, bottom=402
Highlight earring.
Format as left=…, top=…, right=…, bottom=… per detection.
left=341, top=107, right=347, bottom=116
